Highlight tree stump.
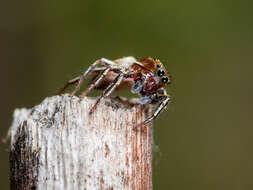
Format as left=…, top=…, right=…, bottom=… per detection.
left=9, top=95, right=152, bottom=190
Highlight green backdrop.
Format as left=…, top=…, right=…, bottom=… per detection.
left=1, top=0, right=253, bottom=189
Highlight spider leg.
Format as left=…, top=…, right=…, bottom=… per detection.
left=135, top=95, right=171, bottom=127
left=71, top=58, right=117, bottom=96
left=89, top=72, right=124, bottom=114
left=57, top=76, right=81, bottom=95
left=80, top=67, right=110, bottom=98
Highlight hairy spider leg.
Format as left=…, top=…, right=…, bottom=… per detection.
left=80, top=67, right=111, bottom=98
left=71, top=58, right=117, bottom=96
left=89, top=72, right=124, bottom=114
left=82, top=59, right=144, bottom=98
left=57, top=67, right=107, bottom=95
left=134, top=88, right=170, bottom=127
left=135, top=96, right=170, bottom=127
left=57, top=76, right=81, bottom=95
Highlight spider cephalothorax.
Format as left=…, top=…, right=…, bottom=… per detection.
left=57, top=57, right=171, bottom=126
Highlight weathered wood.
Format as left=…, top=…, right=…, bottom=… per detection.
left=9, top=95, right=152, bottom=190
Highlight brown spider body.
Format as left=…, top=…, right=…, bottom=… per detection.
left=57, top=57, right=171, bottom=126
left=93, top=57, right=170, bottom=94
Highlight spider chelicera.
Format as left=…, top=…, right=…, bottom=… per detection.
left=57, top=56, right=171, bottom=126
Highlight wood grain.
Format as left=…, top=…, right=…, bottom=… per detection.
left=10, top=95, right=152, bottom=190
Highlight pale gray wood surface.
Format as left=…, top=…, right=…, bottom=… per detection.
left=10, top=95, right=152, bottom=190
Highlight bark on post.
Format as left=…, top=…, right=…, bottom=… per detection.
left=9, top=95, right=152, bottom=190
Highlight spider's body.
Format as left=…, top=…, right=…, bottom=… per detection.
left=57, top=57, right=171, bottom=126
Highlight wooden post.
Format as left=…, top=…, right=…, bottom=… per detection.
left=9, top=95, right=152, bottom=190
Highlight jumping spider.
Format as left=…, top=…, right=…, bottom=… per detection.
left=57, top=57, right=171, bottom=126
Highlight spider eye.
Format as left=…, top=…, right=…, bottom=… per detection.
left=157, top=69, right=165, bottom=77
left=161, top=76, right=168, bottom=83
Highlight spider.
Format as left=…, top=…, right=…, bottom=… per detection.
left=57, top=57, right=171, bottom=126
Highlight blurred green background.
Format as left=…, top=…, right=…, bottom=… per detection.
left=1, top=0, right=253, bottom=189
